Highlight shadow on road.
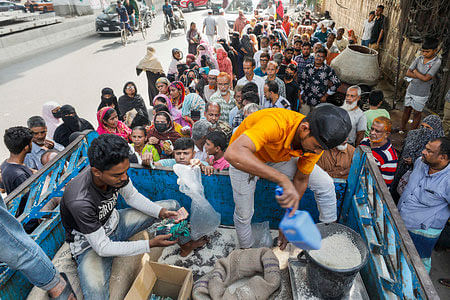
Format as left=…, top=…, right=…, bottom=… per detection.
left=151, top=32, right=185, bottom=44
left=94, top=38, right=140, bottom=53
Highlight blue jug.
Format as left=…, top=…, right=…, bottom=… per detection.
left=276, top=186, right=322, bottom=250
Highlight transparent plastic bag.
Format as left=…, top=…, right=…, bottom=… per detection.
left=252, top=221, right=273, bottom=248
left=173, top=164, right=221, bottom=240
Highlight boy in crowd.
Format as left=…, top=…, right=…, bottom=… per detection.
left=400, top=37, right=441, bottom=133
left=204, top=131, right=230, bottom=171
left=364, top=90, right=390, bottom=137
left=155, top=137, right=215, bottom=175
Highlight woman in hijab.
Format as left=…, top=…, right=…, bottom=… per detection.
left=147, top=111, right=181, bottom=158
left=391, top=115, right=444, bottom=199
left=97, top=88, right=121, bottom=119
left=186, top=22, right=201, bottom=55
left=118, top=81, right=149, bottom=124
left=186, top=54, right=196, bottom=66
left=136, top=46, right=165, bottom=106
left=156, top=77, right=171, bottom=98
left=42, top=101, right=62, bottom=139
left=216, top=48, right=233, bottom=75
left=195, top=43, right=219, bottom=70
left=96, top=107, right=132, bottom=140
left=181, top=81, right=205, bottom=126
left=168, top=81, right=191, bottom=128
left=53, top=105, right=94, bottom=147
left=230, top=32, right=245, bottom=78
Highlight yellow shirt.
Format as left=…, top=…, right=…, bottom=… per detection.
left=229, top=108, right=322, bottom=175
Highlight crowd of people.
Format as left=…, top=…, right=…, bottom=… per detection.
left=0, top=3, right=449, bottom=299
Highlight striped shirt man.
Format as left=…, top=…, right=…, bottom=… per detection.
left=361, top=138, right=398, bottom=187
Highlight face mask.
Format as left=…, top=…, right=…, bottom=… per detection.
left=62, top=115, right=81, bottom=132
left=284, top=74, right=294, bottom=80
left=336, top=143, right=348, bottom=151
left=155, top=123, right=168, bottom=133
left=341, top=101, right=358, bottom=111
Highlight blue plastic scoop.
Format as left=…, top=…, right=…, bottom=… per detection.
left=276, top=186, right=322, bottom=250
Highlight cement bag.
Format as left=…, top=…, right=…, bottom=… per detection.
left=173, top=164, right=220, bottom=240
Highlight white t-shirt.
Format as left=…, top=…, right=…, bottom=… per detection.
left=361, top=19, right=375, bottom=41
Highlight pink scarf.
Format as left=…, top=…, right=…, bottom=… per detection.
left=96, top=107, right=131, bottom=140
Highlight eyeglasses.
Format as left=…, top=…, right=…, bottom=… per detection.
left=126, top=86, right=135, bottom=90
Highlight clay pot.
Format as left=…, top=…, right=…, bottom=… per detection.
left=330, top=45, right=380, bottom=86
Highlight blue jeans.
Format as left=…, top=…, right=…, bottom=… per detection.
left=361, top=39, right=370, bottom=46
left=75, top=199, right=180, bottom=300
left=121, top=20, right=133, bottom=34
left=0, top=196, right=60, bottom=291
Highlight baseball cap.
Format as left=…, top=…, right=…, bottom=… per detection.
left=307, top=104, right=351, bottom=150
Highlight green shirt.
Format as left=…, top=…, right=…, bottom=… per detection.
left=364, top=109, right=390, bottom=136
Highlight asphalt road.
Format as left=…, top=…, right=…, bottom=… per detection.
left=0, top=8, right=211, bottom=159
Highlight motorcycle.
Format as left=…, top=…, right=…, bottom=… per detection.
left=163, top=6, right=187, bottom=38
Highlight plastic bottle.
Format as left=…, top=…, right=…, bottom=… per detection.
left=277, top=185, right=322, bottom=250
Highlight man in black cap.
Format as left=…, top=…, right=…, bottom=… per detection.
left=225, top=105, right=351, bottom=249
left=53, top=105, right=94, bottom=147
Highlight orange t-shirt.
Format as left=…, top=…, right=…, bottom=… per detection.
left=229, top=108, right=322, bottom=175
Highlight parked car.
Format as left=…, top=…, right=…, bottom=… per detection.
left=0, top=0, right=26, bottom=12
left=172, top=0, right=209, bottom=12
left=95, top=1, right=153, bottom=34
left=24, top=0, right=54, bottom=13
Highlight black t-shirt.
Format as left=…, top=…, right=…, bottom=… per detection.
left=285, top=80, right=299, bottom=112
left=370, top=15, right=385, bottom=44
left=60, top=167, right=121, bottom=243
left=0, top=160, right=32, bottom=195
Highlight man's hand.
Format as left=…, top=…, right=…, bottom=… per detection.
left=200, top=165, right=215, bottom=176
left=403, top=157, right=412, bottom=165
left=159, top=208, right=178, bottom=220
left=148, top=137, right=159, bottom=144
left=275, top=179, right=300, bottom=213
left=44, top=139, right=55, bottom=149
left=149, top=234, right=178, bottom=248
left=141, top=152, right=153, bottom=166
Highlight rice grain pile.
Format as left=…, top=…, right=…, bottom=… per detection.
left=308, top=233, right=361, bottom=269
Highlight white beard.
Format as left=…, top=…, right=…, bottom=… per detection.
left=336, top=143, right=348, bottom=151
left=341, top=101, right=358, bottom=111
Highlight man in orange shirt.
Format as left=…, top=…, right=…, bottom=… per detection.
left=225, top=105, right=351, bottom=248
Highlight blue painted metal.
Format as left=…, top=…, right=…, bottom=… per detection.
left=0, top=134, right=438, bottom=299
left=340, top=147, right=439, bottom=299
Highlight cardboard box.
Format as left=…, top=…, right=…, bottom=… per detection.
left=125, top=253, right=193, bottom=300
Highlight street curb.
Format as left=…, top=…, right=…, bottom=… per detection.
left=0, top=15, right=96, bottom=68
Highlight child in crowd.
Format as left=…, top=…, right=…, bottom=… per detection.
left=204, top=131, right=230, bottom=171
left=167, top=48, right=183, bottom=82
left=400, top=37, right=441, bottom=133
left=130, top=126, right=160, bottom=166
left=364, top=90, right=390, bottom=136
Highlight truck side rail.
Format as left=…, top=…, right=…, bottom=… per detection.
left=0, top=130, right=98, bottom=298
left=341, top=146, right=439, bottom=299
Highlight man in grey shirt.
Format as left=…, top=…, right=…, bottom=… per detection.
left=203, top=10, right=217, bottom=46
left=401, top=37, right=441, bottom=133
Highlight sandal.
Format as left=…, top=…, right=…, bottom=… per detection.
left=50, top=272, right=76, bottom=299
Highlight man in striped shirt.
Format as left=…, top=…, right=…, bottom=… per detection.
left=360, top=116, right=398, bottom=187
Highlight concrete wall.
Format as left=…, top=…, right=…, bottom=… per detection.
left=0, top=15, right=95, bottom=67
left=321, top=0, right=421, bottom=92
